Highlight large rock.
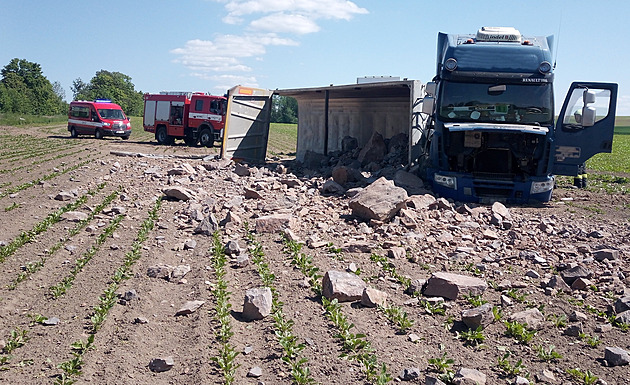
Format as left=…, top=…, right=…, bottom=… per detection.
left=461, top=303, right=494, bottom=330
left=61, top=211, right=89, bottom=222
left=560, top=265, right=592, bottom=285
left=175, top=300, right=205, bottom=316
left=242, top=287, right=273, bottom=320
left=149, top=356, right=174, bottom=372
left=162, top=187, right=195, bottom=201
left=423, top=272, right=487, bottom=300
left=255, top=213, right=296, bottom=233
left=348, top=177, right=408, bottom=221
left=357, top=131, right=387, bottom=165
left=453, top=367, right=486, bottom=385
left=361, top=287, right=388, bottom=308
left=394, top=170, right=426, bottom=195
left=405, top=194, right=436, bottom=210
left=509, top=308, right=545, bottom=330
left=194, top=213, right=219, bottom=236
left=322, top=270, right=367, bottom=302
left=614, top=296, right=630, bottom=314
left=604, top=346, right=630, bottom=366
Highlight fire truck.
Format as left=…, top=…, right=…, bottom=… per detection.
left=143, top=92, right=227, bottom=147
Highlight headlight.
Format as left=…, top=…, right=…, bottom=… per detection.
left=434, top=174, right=457, bottom=189
left=444, top=58, right=458, bottom=71
left=102, top=122, right=111, bottom=127
left=530, top=178, right=554, bottom=194
left=538, top=61, right=552, bottom=74
left=127, top=122, right=131, bottom=128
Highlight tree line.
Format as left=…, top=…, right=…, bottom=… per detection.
left=0, top=57, right=298, bottom=122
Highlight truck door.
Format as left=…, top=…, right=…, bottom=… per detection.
left=220, top=86, right=272, bottom=162
left=552, top=82, right=618, bottom=176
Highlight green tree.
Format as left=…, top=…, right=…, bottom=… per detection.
left=271, top=95, right=298, bottom=124
left=72, top=70, right=144, bottom=115
left=0, top=58, right=66, bottom=115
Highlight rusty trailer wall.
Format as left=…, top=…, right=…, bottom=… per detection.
left=276, top=80, right=426, bottom=165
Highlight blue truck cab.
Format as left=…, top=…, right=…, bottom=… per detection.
left=421, top=27, right=617, bottom=203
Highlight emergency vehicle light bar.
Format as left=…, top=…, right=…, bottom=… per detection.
left=94, top=99, right=112, bottom=103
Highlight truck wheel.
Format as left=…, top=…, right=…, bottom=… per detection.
left=70, top=127, right=78, bottom=138
left=199, top=128, right=213, bottom=148
left=156, top=127, right=169, bottom=145
left=95, top=129, right=103, bottom=139
left=184, top=136, right=198, bottom=147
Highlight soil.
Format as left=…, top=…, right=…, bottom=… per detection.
left=0, top=124, right=629, bottom=385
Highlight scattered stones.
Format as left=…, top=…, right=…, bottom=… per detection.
left=194, top=214, right=219, bottom=235
left=509, top=308, right=545, bottom=330
left=423, top=272, right=487, bottom=300
left=175, top=300, right=205, bottom=316
left=322, top=270, right=367, bottom=302
left=361, top=287, right=387, bottom=308
left=247, top=366, right=263, bottom=378
left=452, top=367, right=486, bottom=385
left=242, top=287, right=273, bottom=320
left=255, top=213, right=296, bottom=233
left=61, top=211, right=89, bottom=222
left=42, top=317, right=60, bottom=326
left=54, top=191, right=74, bottom=201
left=398, top=367, right=421, bottom=381
left=461, top=303, right=494, bottom=330
left=149, top=356, right=174, bottom=372
left=604, top=346, right=630, bottom=366
left=348, top=177, right=408, bottom=221
left=162, top=187, right=195, bottom=201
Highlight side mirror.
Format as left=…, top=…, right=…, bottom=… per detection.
left=581, top=106, right=596, bottom=127
left=422, top=95, right=435, bottom=115
left=425, top=82, right=437, bottom=96
left=583, top=89, right=596, bottom=104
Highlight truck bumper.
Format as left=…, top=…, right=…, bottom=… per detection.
left=428, top=169, right=554, bottom=204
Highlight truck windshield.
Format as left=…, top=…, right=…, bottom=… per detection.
left=438, top=81, right=553, bottom=125
left=98, top=109, right=125, bottom=120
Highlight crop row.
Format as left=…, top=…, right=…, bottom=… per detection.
left=0, top=183, right=103, bottom=263
left=55, top=199, right=161, bottom=384
left=281, top=235, right=392, bottom=384
left=246, top=228, right=317, bottom=384
left=0, top=158, right=91, bottom=199
left=7, top=186, right=119, bottom=290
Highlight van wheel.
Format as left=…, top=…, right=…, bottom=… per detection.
left=70, top=127, right=78, bottom=138
left=122, top=135, right=130, bottom=140
left=199, top=128, right=213, bottom=148
left=156, top=127, right=170, bottom=145
left=95, top=129, right=103, bottom=139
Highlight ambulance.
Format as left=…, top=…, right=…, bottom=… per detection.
left=68, top=99, right=131, bottom=139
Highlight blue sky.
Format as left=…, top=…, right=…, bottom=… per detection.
left=1, top=0, right=628, bottom=115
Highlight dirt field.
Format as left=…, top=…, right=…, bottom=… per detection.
left=0, top=124, right=629, bottom=385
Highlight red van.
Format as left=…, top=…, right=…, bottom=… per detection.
left=68, top=100, right=131, bottom=139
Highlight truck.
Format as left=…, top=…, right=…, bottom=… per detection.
left=143, top=92, right=227, bottom=147
left=143, top=86, right=274, bottom=161
left=419, top=26, right=618, bottom=203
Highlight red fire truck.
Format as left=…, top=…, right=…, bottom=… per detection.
left=143, top=92, right=227, bottom=147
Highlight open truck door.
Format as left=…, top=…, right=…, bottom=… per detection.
left=220, top=86, right=273, bottom=162
left=552, top=82, right=618, bottom=176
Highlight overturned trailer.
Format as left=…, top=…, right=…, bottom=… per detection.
left=275, top=80, right=429, bottom=166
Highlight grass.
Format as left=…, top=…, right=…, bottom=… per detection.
left=0, top=113, right=67, bottom=126
left=268, top=123, right=297, bottom=156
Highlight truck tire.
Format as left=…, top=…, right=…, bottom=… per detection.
left=95, top=129, right=103, bottom=139
left=199, top=128, right=213, bottom=148
left=70, top=127, right=78, bottom=138
left=156, top=126, right=169, bottom=145
left=184, top=136, right=198, bottom=147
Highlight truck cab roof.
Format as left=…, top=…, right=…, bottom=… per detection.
left=437, top=27, right=554, bottom=79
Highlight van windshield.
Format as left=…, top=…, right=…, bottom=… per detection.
left=98, top=109, right=125, bottom=120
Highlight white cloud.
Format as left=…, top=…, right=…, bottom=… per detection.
left=250, top=13, right=320, bottom=34
left=171, top=34, right=297, bottom=73
left=220, top=0, right=368, bottom=21
left=174, top=1, right=367, bottom=86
